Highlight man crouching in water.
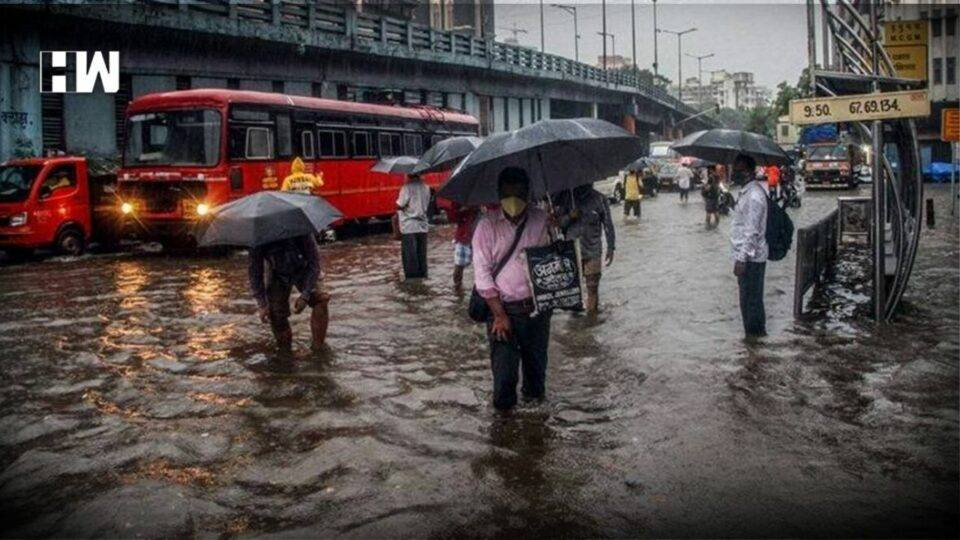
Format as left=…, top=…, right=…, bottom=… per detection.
left=249, top=234, right=330, bottom=352
left=472, top=167, right=552, bottom=411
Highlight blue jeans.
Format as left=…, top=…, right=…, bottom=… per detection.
left=488, top=309, right=552, bottom=410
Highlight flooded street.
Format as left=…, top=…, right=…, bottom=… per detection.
left=0, top=187, right=956, bottom=537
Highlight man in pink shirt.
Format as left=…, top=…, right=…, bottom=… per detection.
left=472, top=167, right=551, bottom=410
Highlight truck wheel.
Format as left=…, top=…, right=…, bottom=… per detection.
left=57, top=228, right=85, bottom=256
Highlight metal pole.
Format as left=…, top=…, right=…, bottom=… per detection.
left=631, top=0, right=637, bottom=72
left=602, top=0, right=607, bottom=71
left=869, top=0, right=884, bottom=321
left=697, top=57, right=702, bottom=106
left=677, top=34, right=682, bottom=102
left=574, top=8, right=579, bottom=62
left=806, top=0, right=816, bottom=95
left=652, top=0, right=658, bottom=79
left=540, top=0, right=545, bottom=53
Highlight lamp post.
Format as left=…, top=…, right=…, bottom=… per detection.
left=540, top=0, right=545, bottom=53
left=597, top=31, right=615, bottom=67
left=657, top=27, right=697, bottom=102
left=601, top=0, right=607, bottom=70
left=685, top=52, right=714, bottom=107
left=652, top=0, right=659, bottom=79
left=631, top=0, right=637, bottom=73
left=551, top=3, right=579, bottom=62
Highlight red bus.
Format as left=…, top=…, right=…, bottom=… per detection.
left=117, top=89, right=479, bottom=243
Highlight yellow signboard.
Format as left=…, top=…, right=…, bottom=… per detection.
left=886, top=44, right=928, bottom=80
left=942, top=109, right=960, bottom=142
left=789, top=90, right=930, bottom=125
left=883, top=20, right=928, bottom=46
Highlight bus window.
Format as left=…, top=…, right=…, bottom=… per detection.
left=352, top=131, right=373, bottom=158
left=245, top=127, right=274, bottom=160
left=300, top=130, right=316, bottom=159
left=125, top=109, right=221, bottom=167
left=275, top=113, right=292, bottom=158
left=378, top=132, right=402, bottom=157
left=319, top=130, right=347, bottom=158
left=404, top=133, right=422, bottom=156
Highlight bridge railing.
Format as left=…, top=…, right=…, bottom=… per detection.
left=149, top=0, right=706, bottom=120
left=793, top=209, right=840, bottom=318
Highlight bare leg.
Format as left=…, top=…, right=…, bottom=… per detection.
left=586, top=284, right=599, bottom=314
left=310, top=296, right=330, bottom=350
left=453, top=265, right=464, bottom=289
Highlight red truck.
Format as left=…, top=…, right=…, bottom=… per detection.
left=0, top=156, right=120, bottom=258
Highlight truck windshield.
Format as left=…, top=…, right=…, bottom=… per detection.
left=0, top=165, right=41, bottom=203
left=124, top=109, right=221, bottom=167
left=650, top=144, right=678, bottom=159
left=808, top=145, right=848, bottom=160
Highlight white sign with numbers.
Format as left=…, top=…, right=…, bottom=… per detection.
left=789, top=90, right=930, bottom=125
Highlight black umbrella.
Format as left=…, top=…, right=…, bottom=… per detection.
left=437, top=118, right=644, bottom=205
left=371, top=156, right=419, bottom=175
left=198, top=191, right=342, bottom=248
left=624, top=157, right=656, bottom=172
left=412, top=136, right=483, bottom=175
left=671, top=129, right=791, bottom=166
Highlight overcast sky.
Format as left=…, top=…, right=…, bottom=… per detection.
left=494, top=1, right=819, bottom=90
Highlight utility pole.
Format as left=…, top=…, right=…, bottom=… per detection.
left=540, top=0, right=545, bottom=53
left=497, top=24, right=528, bottom=44
left=631, top=0, right=637, bottom=73
left=658, top=27, right=697, bottom=102
left=551, top=4, right=579, bottom=62
left=652, top=0, right=659, bottom=80
left=602, top=0, right=607, bottom=70
left=685, top=52, right=713, bottom=107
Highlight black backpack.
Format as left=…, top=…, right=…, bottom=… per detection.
left=765, top=193, right=794, bottom=261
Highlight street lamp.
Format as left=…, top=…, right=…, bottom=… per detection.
left=597, top=31, right=615, bottom=68
left=540, top=0, right=545, bottom=53
left=630, top=0, right=637, bottom=73
left=551, top=3, right=580, bottom=62
left=601, top=0, right=607, bottom=70
left=657, top=26, right=697, bottom=102
left=652, top=0, right=659, bottom=79
left=685, top=52, right=714, bottom=107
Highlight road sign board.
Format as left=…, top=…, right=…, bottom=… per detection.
left=886, top=44, right=928, bottom=80
left=883, top=20, right=928, bottom=46
left=943, top=109, right=960, bottom=142
left=789, top=90, right=930, bottom=125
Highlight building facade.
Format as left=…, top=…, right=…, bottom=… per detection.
left=674, top=70, right=772, bottom=110
left=882, top=0, right=958, bottom=163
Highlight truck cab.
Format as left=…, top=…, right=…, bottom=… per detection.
left=802, top=142, right=864, bottom=189
left=0, top=156, right=119, bottom=257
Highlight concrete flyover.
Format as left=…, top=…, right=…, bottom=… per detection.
left=0, top=1, right=720, bottom=161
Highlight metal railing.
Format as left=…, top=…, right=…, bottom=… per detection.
left=144, top=0, right=705, bottom=120
left=793, top=209, right=839, bottom=318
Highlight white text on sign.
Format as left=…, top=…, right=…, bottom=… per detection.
left=789, top=90, right=930, bottom=125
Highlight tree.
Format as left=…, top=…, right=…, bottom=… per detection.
left=744, top=105, right=776, bottom=138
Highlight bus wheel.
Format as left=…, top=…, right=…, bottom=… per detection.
left=57, top=228, right=86, bottom=256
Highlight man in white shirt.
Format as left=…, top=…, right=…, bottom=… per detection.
left=396, top=174, right=432, bottom=279
left=676, top=164, right=693, bottom=203
left=730, top=154, right=768, bottom=338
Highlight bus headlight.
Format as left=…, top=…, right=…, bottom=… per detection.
left=196, top=203, right=210, bottom=217
left=121, top=202, right=134, bottom=215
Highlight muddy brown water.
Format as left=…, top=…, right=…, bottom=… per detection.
left=0, top=187, right=956, bottom=537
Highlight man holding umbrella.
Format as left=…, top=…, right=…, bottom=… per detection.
left=472, top=167, right=552, bottom=411
left=730, top=154, right=768, bottom=338
left=249, top=235, right=329, bottom=352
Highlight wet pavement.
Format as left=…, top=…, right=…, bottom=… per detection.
left=0, top=186, right=957, bottom=537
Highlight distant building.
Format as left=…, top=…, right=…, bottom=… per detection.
left=673, top=70, right=771, bottom=109
left=776, top=115, right=801, bottom=151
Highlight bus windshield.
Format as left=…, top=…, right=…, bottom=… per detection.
left=0, top=165, right=41, bottom=203
left=808, top=144, right=849, bottom=161
left=124, top=109, right=221, bottom=167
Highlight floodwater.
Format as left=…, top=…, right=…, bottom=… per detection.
left=0, top=187, right=956, bottom=538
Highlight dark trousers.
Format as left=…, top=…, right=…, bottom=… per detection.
left=737, top=261, right=767, bottom=336
left=624, top=199, right=641, bottom=218
left=488, top=310, right=552, bottom=410
left=679, top=188, right=690, bottom=202
left=401, top=232, right=428, bottom=278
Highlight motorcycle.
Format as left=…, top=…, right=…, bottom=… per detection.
left=780, top=180, right=803, bottom=208
left=718, top=182, right=735, bottom=215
